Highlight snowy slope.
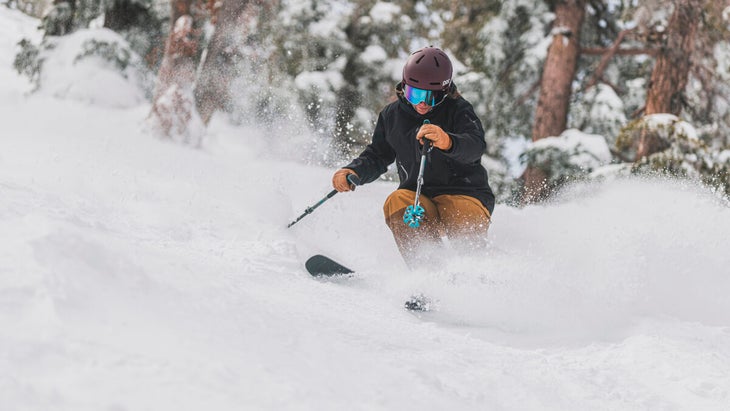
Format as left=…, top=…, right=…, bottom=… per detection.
left=2, top=7, right=730, bottom=410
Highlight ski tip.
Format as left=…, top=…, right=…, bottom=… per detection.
left=305, top=254, right=354, bottom=277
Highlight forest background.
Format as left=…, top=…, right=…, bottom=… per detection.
left=10, top=0, right=730, bottom=204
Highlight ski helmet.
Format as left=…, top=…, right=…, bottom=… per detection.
left=402, top=46, right=453, bottom=92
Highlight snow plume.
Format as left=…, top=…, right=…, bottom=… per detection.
left=392, top=178, right=730, bottom=344
left=146, top=82, right=206, bottom=146
left=147, top=14, right=206, bottom=145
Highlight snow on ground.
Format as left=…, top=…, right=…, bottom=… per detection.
left=2, top=7, right=730, bottom=411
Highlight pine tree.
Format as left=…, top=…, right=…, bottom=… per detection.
left=522, top=0, right=587, bottom=203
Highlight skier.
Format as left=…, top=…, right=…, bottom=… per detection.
left=332, top=46, right=495, bottom=267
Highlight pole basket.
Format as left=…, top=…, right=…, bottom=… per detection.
left=403, top=204, right=425, bottom=228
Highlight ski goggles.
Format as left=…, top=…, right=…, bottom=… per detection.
left=403, top=85, right=446, bottom=107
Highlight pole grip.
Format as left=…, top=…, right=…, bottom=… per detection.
left=346, top=174, right=361, bottom=187
left=420, top=119, right=433, bottom=155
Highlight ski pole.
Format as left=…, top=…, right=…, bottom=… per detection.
left=287, top=174, right=361, bottom=228
left=403, top=119, right=433, bottom=228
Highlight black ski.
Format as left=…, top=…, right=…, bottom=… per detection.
left=305, top=255, right=354, bottom=277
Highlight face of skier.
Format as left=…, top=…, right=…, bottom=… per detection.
left=413, top=101, right=432, bottom=115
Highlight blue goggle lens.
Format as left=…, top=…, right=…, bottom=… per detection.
left=404, top=85, right=445, bottom=106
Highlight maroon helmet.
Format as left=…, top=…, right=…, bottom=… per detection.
left=402, top=46, right=453, bottom=92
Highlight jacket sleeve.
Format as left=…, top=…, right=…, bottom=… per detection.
left=343, top=111, right=396, bottom=184
left=442, top=100, right=486, bottom=164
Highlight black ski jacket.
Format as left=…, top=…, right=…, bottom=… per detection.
left=344, top=86, right=495, bottom=214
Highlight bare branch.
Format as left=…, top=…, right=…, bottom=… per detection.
left=585, top=29, right=633, bottom=89
left=580, top=47, right=657, bottom=56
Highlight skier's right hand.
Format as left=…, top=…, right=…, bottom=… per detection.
left=332, top=168, right=359, bottom=192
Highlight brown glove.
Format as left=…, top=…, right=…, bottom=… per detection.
left=416, top=123, right=452, bottom=151
left=332, top=168, right=359, bottom=192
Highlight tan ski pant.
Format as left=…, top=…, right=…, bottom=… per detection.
left=383, top=189, right=491, bottom=267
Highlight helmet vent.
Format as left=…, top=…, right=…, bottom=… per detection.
left=415, top=55, right=425, bottom=64
left=433, top=57, right=440, bottom=67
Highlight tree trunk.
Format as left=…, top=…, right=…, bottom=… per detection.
left=148, top=0, right=205, bottom=143
left=522, top=0, right=586, bottom=203
left=195, top=0, right=265, bottom=124
left=637, top=0, right=701, bottom=159
left=644, top=0, right=700, bottom=116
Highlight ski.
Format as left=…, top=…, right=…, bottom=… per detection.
left=305, top=256, right=431, bottom=311
left=305, top=254, right=354, bottom=277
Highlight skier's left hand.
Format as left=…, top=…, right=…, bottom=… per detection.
left=417, top=124, right=452, bottom=151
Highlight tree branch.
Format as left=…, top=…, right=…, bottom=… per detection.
left=581, top=47, right=657, bottom=56
left=585, top=29, right=633, bottom=89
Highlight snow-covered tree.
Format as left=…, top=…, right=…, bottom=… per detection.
left=521, top=128, right=612, bottom=190
left=617, top=114, right=730, bottom=197
left=608, top=0, right=730, bottom=197
left=269, top=0, right=420, bottom=161
left=103, top=0, right=167, bottom=69
left=13, top=0, right=51, bottom=18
